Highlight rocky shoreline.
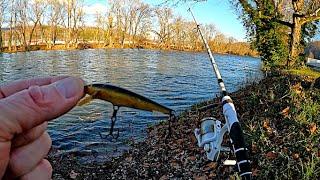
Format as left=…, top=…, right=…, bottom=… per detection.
left=48, top=72, right=320, bottom=179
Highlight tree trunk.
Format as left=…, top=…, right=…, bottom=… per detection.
left=28, top=21, right=39, bottom=46
left=106, top=16, right=113, bottom=47
left=22, top=30, right=28, bottom=51
left=13, top=30, right=17, bottom=52
left=8, top=12, right=13, bottom=52
left=0, top=29, right=3, bottom=52
left=8, top=31, right=12, bottom=52
left=288, top=16, right=302, bottom=67
left=121, top=31, right=125, bottom=48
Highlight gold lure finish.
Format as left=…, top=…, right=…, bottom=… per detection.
left=79, top=84, right=173, bottom=115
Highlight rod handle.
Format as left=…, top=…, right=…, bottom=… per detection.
left=229, top=122, right=252, bottom=180
left=222, top=96, right=252, bottom=180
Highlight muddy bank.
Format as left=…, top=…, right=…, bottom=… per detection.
left=48, top=72, right=320, bottom=179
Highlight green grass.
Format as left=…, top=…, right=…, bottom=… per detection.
left=301, top=154, right=320, bottom=180
left=287, top=67, right=320, bottom=78
left=236, top=72, right=320, bottom=179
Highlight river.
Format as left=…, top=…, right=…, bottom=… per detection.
left=0, top=49, right=263, bottom=163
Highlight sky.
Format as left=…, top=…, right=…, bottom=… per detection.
left=83, top=0, right=320, bottom=42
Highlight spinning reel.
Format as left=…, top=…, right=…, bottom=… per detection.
left=194, top=117, right=236, bottom=166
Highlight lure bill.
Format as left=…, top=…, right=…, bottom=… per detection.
left=79, top=84, right=173, bottom=115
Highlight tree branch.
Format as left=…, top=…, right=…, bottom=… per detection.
left=309, top=7, right=320, bottom=17
left=238, top=0, right=256, bottom=16
left=258, top=14, right=294, bottom=28
left=275, top=19, right=294, bottom=28
left=302, top=6, right=320, bottom=24
left=302, top=16, right=320, bottom=24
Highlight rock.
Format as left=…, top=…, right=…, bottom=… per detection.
left=208, top=172, right=217, bottom=178
left=189, top=156, right=196, bottom=161
left=301, top=80, right=312, bottom=89
left=194, top=175, right=207, bottom=180
left=314, top=77, right=320, bottom=89
left=159, top=175, right=168, bottom=180
left=77, top=42, right=92, bottom=50
left=69, top=170, right=79, bottom=179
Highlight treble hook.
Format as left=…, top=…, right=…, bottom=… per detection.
left=99, top=105, right=120, bottom=140
left=165, top=112, right=176, bottom=140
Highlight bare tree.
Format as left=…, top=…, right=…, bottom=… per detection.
left=73, top=1, right=85, bottom=44
left=130, top=1, right=152, bottom=47
left=171, top=16, right=186, bottom=50
left=46, top=0, right=67, bottom=48
left=64, top=0, right=85, bottom=47
left=106, top=11, right=114, bottom=47
left=108, top=0, right=130, bottom=47
left=66, top=0, right=73, bottom=47
left=0, top=0, right=8, bottom=51
left=154, top=7, right=174, bottom=49
left=94, top=11, right=107, bottom=43
left=120, top=0, right=134, bottom=47
left=8, top=0, right=18, bottom=52
left=15, top=0, right=29, bottom=51
left=28, top=0, right=47, bottom=46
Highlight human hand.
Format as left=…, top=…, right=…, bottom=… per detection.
left=0, top=76, right=84, bottom=179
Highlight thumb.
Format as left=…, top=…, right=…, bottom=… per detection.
left=0, top=77, right=84, bottom=141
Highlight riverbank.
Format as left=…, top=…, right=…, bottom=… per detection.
left=0, top=42, right=258, bottom=57
left=48, top=70, right=320, bottom=179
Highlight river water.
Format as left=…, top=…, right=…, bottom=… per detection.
left=0, top=49, right=263, bottom=163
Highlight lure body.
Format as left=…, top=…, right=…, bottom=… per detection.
left=79, top=84, right=173, bottom=115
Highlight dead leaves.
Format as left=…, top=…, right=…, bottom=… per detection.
left=291, top=83, right=302, bottom=95
left=263, top=120, right=269, bottom=129
left=292, top=153, right=300, bottom=160
left=266, top=151, right=277, bottom=160
left=252, top=143, right=258, bottom=153
left=263, top=120, right=273, bottom=136
left=266, top=149, right=302, bottom=161
left=205, top=162, right=217, bottom=170
left=281, top=147, right=288, bottom=154
left=194, top=175, right=207, bottom=180
left=252, top=168, right=259, bottom=176
left=309, top=123, right=317, bottom=134
left=281, top=106, right=290, bottom=117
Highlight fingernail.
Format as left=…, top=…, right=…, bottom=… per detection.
left=55, top=77, right=83, bottom=98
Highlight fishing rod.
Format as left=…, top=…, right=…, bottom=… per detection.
left=188, top=8, right=252, bottom=179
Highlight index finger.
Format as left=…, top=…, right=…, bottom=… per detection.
left=0, top=76, right=69, bottom=99
left=0, top=77, right=84, bottom=136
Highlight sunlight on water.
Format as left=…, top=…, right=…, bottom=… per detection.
left=0, top=49, right=263, bottom=163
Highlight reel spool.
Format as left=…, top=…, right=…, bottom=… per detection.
left=194, top=117, right=236, bottom=165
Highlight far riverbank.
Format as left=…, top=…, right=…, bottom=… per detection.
left=0, top=41, right=259, bottom=58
